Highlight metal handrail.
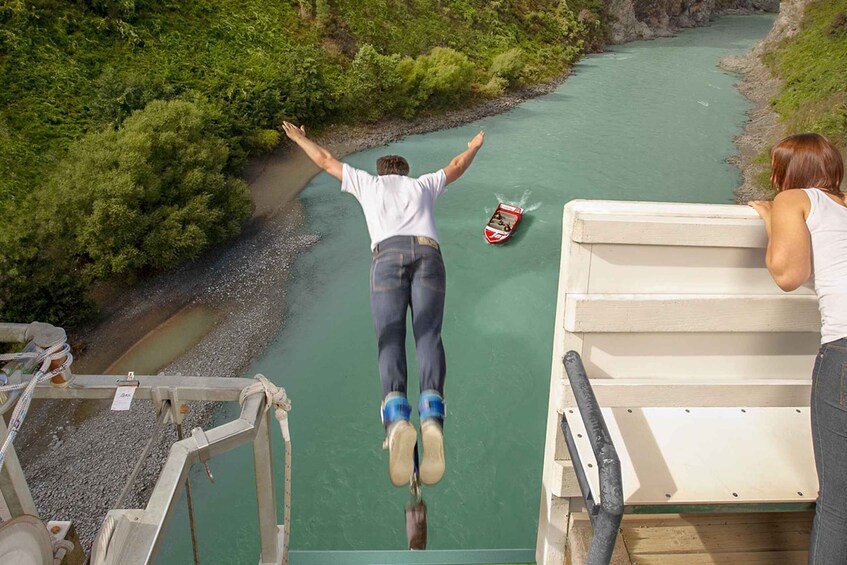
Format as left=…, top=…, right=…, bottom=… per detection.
left=561, top=351, right=623, bottom=565
left=1, top=322, right=285, bottom=565
left=103, top=391, right=274, bottom=564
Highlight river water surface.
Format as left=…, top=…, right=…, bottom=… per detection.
left=161, top=15, right=774, bottom=563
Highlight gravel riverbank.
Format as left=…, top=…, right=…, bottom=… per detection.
left=722, top=0, right=809, bottom=203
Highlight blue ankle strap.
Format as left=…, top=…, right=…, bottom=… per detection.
left=419, top=391, right=445, bottom=422
left=382, top=395, right=411, bottom=425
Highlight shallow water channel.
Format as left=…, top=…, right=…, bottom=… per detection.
left=160, top=15, right=775, bottom=563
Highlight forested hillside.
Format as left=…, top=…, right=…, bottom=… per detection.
left=0, top=0, right=604, bottom=325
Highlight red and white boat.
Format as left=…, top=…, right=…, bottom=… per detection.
left=484, top=202, right=524, bottom=244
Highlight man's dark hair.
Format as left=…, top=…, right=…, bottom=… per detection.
left=376, top=155, right=410, bottom=176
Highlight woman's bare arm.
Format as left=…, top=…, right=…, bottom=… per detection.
left=749, top=189, right=812, bottom=291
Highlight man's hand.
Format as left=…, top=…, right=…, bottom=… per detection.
left=468, top=130, right=484, bottom=150
left=282, top=121, right=307, bottom=141
left=445, top=130, right=485, bottom=185
left=280, top=121, right=343, bottom=180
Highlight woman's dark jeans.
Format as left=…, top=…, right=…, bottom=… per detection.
left=809, top=337, right=847, bottom=564
left=370, top=236, right=446, bottom=400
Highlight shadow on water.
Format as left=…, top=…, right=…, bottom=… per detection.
left=502, top=214, right=535, bottom=246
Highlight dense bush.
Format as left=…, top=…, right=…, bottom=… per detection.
left=341, top=45, right=406, bottom=121
left=477, top=76, right=508, bottom=98
left=401, top=47, right=476, bottom=111
left=490, top=48, right=526, bottom=86
left=89, top=68, right=172, bottom=129
left=0, top=208, right=96, bottom=327
left=40, top=100, right=251, bottom=279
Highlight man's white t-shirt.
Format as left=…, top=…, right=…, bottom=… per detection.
left=341, top=163, right=447, bottom=250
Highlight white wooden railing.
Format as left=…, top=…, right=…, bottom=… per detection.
left=536, top=200, right=821, bottom=565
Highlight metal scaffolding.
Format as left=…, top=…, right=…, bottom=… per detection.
left=0, top=322, right=287, bottom=565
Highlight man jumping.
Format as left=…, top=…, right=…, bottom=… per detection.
left=282, top=121, right=484, bottom=486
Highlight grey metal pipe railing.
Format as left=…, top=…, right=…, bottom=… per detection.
left=2, top=322, right=286, bottom=564
left=562, top=351, right=623, bottom=565
left=0, top=321, right=66, bottom=348
left=33, top=374, right=256, bottom=402
left=0, top=323, right=29, bottom=343
left=104, top=392, right=272, bottom=564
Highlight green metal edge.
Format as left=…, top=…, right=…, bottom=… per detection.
left=628, top=502, right=815, bottom=514
left=289, top=548, right=535, bottom=565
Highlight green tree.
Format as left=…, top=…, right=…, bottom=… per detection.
left=342, top=44, right=406, bottom=121
left=89, top=68, right=172, bottom=129
left=401, top=47, right=476, bottom=111
left=0, top=208, right=95, bottom=327
left=490, top=48, right=526, bottom=87
left=40, top=99, right=250, bottom=280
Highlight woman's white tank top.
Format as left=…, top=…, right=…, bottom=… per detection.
left=802, top=188, right=847, bottom=344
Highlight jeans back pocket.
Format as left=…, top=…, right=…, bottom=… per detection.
left=371, top=253, right=404, bottom=292
left=418, top=254, right=446, bottom=293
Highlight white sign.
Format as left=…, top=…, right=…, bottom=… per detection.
left=111, top=386, right=136, bottom=411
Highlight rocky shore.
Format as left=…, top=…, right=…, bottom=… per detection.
left=608, top=0, right=778, bottom=44
left=13, top=7, right=796, bottom=554
left=721, top=0, right=811, bottom=203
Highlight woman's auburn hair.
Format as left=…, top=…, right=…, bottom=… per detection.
left=770, top=133, right=844, bottom=193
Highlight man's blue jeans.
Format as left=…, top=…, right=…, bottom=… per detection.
left=809, top=337, right=847, bottom=564
left=370, top=236, right=446, bottom=399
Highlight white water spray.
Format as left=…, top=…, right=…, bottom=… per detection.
left=492, top=190, right=542, bottom=213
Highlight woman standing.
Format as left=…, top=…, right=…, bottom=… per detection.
left=749, top=133, right=845, bottom=564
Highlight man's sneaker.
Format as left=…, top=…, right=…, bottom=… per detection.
left=420, top=419, right=444, bottom=485
left=418, top=391, right=446, bottom=485
left=385, top=419, right=418, bottom=487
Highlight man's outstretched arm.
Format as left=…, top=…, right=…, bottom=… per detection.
left=444, top=130, right=484, bottom=185
left=282, top=121, right=343, bottom=181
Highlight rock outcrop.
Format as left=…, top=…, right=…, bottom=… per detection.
left=607, top=0, right=779, bottom=44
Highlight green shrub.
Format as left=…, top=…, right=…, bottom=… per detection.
left=341, top=44, right=406, bottom=121
left=83, top=0, right=159, bottom=20
left=40, top=99, right=250, bottom=280
left=403, top=47, right=476, bottom=110
left=477, top=76, right=507, bottom=98
left=0, top=257, right=96, bottom=327
left=89, top=68, right=172, bottom=128
left=246, top=129, right=281, bottom=153
left=0, top=208, right=96, bottom=327
left=490, top=48, right=525, bottom=86
left=210, top=46, right=333, bottom=134
left=0, top=0, right=600, bottom=324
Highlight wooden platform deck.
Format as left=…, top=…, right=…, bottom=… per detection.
left=566, top=512, right=814, bottom=564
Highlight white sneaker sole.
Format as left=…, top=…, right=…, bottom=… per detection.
left=389, top=422, right=418, bottom=487
left=420, top=421, right=444, bottom=485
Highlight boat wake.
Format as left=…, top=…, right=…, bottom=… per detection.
left=490, top=190, right=542, bottom=214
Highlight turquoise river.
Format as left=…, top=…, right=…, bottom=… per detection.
left=161, top=14, right=775, bottom=564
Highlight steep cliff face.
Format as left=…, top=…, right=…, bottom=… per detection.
left=607, top=0, right=779, bottom=43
